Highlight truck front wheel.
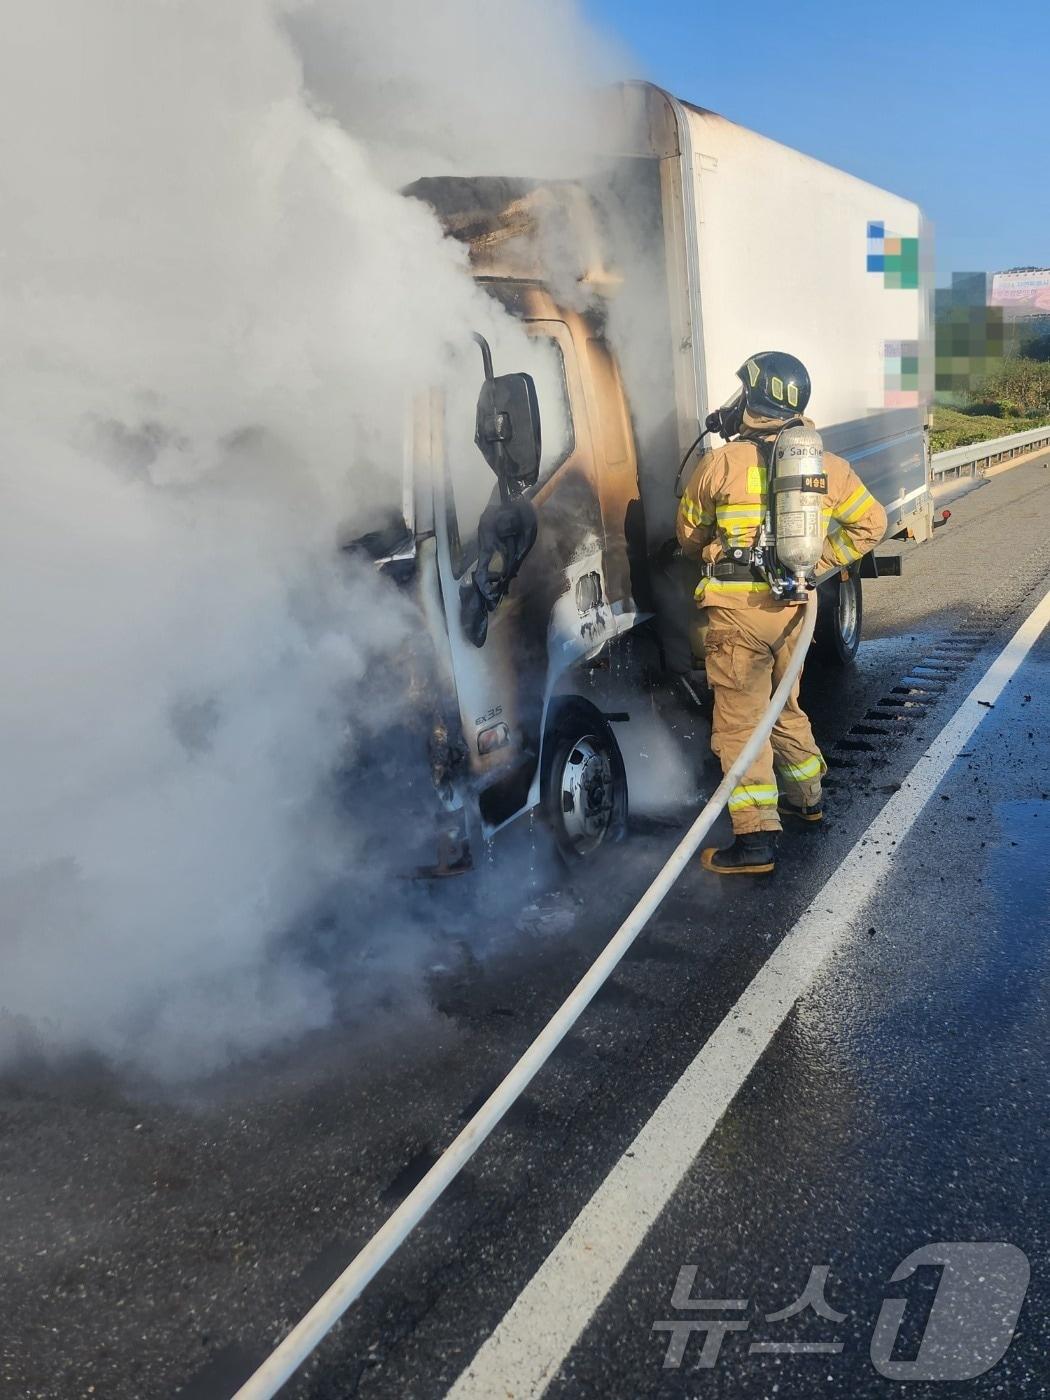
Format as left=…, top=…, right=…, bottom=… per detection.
left=541, top=703, right=628, bottom=861
left=815, top=567, right=862, bottom=666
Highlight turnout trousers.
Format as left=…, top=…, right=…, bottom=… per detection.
left=703, top=604, right=826, bottom=834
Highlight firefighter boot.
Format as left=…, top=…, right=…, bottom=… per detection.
left=778, top=795, right=823, bottom=824
left=700, top=831, right=777, bottom=875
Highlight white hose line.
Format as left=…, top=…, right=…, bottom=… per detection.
left=232, top=591, right=818, bottom=1400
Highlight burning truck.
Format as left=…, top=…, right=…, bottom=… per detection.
left=349, top=83, right=934, bottom=874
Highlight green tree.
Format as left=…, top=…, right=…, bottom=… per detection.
left=969, top=357, right=1050, bottom=417
left=1020, top=331, right=1050, bottom=363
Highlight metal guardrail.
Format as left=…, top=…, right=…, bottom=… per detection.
left=932, top=424, right=1050, bottom=478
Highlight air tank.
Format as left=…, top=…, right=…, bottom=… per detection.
left=772, top=424, right=827, bottom=587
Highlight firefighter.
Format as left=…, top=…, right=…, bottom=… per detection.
left=677, top=351, right=887, bottom=875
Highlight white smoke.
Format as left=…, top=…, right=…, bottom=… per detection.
left=0, top=0, right=618, bottom=1077
left=287, top=0, right=623, bottom=187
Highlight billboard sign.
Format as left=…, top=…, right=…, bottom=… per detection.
left=989, top=270, right=1050, bottom=313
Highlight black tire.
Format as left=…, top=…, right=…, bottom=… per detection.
left=815, top=566, right=863, bottom=666
left=540, top=702, right=628, bottom=862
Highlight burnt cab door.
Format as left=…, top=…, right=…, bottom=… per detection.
left=578, top=335, right=645, bottom=627
left=434, top=316, right=610, bottom=832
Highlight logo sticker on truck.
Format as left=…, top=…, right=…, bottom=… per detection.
left=867, top=221, right=919, bottom=290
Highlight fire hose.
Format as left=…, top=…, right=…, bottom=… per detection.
left=233, top=589, right=819, bottom=1400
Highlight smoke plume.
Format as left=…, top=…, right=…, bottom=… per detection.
left=0, top=0, right=618, bottom=1077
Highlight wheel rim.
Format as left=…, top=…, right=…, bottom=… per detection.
left=838, top=576, right=859, bottom=650
left=557, top=735, right=615, bottom=855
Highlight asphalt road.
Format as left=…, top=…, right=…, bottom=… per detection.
left=3, top=452, right=1050, bottom=1400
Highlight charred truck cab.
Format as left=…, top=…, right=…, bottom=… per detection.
left=357, top=83, right=934, bottom=871
left=412, top=278, right=646, bottom=869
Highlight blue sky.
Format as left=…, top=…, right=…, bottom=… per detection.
left=585, top=0, right=1049, bottom=284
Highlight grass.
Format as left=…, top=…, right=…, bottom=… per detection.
left=931, top=404, right=1050, bottom=454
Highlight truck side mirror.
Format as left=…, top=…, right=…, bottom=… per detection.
left=473, top=334, right=542, bottom=495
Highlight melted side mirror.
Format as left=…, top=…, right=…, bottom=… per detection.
left=473, top=334, right=542, bottom=495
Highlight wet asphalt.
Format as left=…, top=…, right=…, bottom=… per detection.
left=546, top=632, right=1050, bottom=1400
left=2, top=453, right=1050, bottom=1400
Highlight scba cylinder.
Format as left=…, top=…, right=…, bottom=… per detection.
left=772, top=424, right=827, bottom=583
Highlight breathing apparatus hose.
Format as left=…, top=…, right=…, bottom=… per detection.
left=673, top=431, right=704, bottom=498
left=231, top=588, right=818, bottom=1400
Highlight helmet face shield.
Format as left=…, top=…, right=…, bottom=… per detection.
left=737, top=352, right=811, bottom=420
left=705, top=386, right=745, bottom=441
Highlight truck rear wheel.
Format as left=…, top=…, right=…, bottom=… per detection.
left=815, top=567, right=862, bottom=666
left=541, top=703, right=627, bottom=861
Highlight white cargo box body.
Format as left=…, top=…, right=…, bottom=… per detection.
left=661, top=91, right=932, bottom=535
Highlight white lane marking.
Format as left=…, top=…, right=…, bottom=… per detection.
left=446, top=582, right=1050, bottom=1400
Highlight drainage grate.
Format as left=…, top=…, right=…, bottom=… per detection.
left=822, top=619, right=994, bottom=781
left=899, top=676, right=948, bottom=690
left=865, top=708, right=918, bottom=724
left=891, top=685, right=937, bottom=698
